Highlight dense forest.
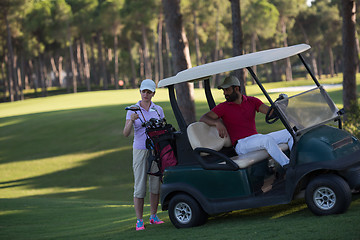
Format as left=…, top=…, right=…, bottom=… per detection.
left=0, top=0, right=358, bottom=104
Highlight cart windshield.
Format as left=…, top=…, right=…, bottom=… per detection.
left=275, top=86, right=339, bottom=134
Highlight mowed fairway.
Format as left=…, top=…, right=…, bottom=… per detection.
left=1, top=79, right=360, bottom=239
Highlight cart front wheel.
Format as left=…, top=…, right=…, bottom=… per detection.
left=168, top=194, right=207, bottom=228
left=305, top=174, right=351, bottom=216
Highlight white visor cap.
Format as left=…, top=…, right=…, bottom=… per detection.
left=140, top=79, right=156, bottom=92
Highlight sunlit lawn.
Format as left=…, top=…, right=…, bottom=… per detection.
left=1, top=76, right=360, bottom=239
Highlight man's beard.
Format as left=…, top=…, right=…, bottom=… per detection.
left=225, top=91, right=238, bottom=102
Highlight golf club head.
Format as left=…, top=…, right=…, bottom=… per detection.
left=150, top=107, right=160, bottom=115
left=150, top=107, right=162, bottom=118
left=125, top=105, right=140, bottom=111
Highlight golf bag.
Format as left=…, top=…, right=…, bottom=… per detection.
left=146, top=124, right=177, bottom=177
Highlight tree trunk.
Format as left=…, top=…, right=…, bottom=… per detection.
left=96, top=32, right=108, bottom=90
left=298, top=21, right=319, bottom=78
left=58, top=56, right=63, bottom=87
left=317, top=54, right=322, bottom=79
left=90, top=37, right=98, bottom=85
left=13, top=54, right=20, bottom=100
left=1, top=61, right=7, bottom=102
left=38, top=55, right=47, bottom=97
left=158, top=12, right=164, bottom=81
left=280, top=17, right=293, bottom=82
left=114, top=34, right=119, bottom=89
left=165, top=31, right=172, bottom=77
left=142, top=24, right=152, bottom=79
left=128, top=41, right=137, bottom=88
left=229, top=0, right=246, bottom=95
left=67, top=23, right=77, bottom=93
left=25, top=59, right=31, bottom=90
left=107, top=48, right=114, bottom=87
left=251, top=32, right=257, bottom=84
left=193, top=11, right=201, bottom=67
left=65, top=61, right=71, bottom=93
left=162, top=0, right=196, bottom=124
left=328, top=46, right=335, bottom=77
left=193, top=10, right=203, bottom=88
left=76, top=39, right=84, bottom=86
left=153, top=32, right=159, bottom=83
left=355, top=28, right=360, bottom=73
left=50, top=56, right=59, bottom=86
left=213, top=10, right=221, bottom=88
left=17, top=54, right=24, bottom=100
left=81, top=36, right=90, bottom=91
left=139, top=47, right=145, bottom=80
left=5, top=13, right=16, bottom=101
left=69, top=42, right=77, bottom=93
left=28, top=59, right=38, bottom=95
left=342, top=0, right=358, bottom=113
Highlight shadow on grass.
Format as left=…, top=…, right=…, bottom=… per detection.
left=0, top=102, right=176, bottom=202
left=0, top=102, right=176, bottom=164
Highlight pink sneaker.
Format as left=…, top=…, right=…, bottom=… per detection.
left=136, top=219, right=145, bottom=231
left=149, top=215, right=164, bottom=224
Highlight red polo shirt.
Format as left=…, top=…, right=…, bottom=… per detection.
left=212, top=95, right=263, bottom=145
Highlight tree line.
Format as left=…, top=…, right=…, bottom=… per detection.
left=0, top=0, right=358, bottom=111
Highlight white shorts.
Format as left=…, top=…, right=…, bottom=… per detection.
left=132, top=148, right=160, bottom=198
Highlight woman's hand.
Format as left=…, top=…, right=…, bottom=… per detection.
left=130, top=113, right=139, bottom=122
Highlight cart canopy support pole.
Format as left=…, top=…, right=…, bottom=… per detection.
left=168, top=85, right=187, bottom=132
left=204, top=78, right=216, bottom=110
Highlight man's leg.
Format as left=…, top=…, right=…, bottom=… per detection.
left=235, top=134, right=289, bottom=166
left=266, top=129, right=294, bottom=149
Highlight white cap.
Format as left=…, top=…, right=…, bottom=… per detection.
left=140, top=79, right=156, bottom=92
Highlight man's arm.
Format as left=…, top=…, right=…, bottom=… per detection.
left=259, top=94, right=288, bottom=115
left=259, top=103, right=270, bottom=114
left=199, top=111, right=228, bottom=138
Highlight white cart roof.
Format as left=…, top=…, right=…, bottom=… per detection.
left=158, top=44, right=310, bottom=87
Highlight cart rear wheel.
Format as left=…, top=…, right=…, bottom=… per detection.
left=305, top=174, right=351, bottom=216
left=168, top=194, right=207, bottom=228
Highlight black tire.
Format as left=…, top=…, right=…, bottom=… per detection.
left=305, top=174, right=352, bottom=216
left=168, top=194, right=207, bottom=228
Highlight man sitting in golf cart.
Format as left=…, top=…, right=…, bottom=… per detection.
left=199, top=75, right=293, bottom=169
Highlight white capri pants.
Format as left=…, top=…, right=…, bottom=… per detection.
left=234, top=129, right=293, bottom=167
left=133, top=148, right=161, bottom=198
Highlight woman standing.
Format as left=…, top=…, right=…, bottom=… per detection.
left=123, top=79, right=165, bottom=231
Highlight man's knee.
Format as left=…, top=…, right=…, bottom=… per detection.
left=261, top=135, right=276, bottom=147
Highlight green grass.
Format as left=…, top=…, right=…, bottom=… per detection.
left=1, top=77, right=360, bottom=239
left=1, top=197, right=359, bottom=240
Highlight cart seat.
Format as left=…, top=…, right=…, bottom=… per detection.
left=230, top=143, right=288, bottom=168
left=187, top=122, right=232, bottom=151
left=187, top=122, right=289, bottom=168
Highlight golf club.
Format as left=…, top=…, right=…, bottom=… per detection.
left=125, top=104, right=146, bottom=123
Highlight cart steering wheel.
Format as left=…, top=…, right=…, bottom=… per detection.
left=265, top=94, right=288, bottom=124
left=265, top=105, right=280, bottom=124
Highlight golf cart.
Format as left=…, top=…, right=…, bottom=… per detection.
left=157, top=44, right=360, bottom=228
